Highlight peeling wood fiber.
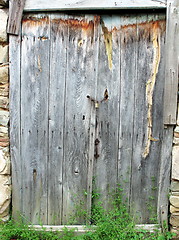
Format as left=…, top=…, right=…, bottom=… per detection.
left=143, top=22, right=161, bottom=158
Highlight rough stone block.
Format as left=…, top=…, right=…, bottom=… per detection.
left=0, top=140, right=9, bottom=147
left=0, top=175, right=11, bottom=219
left=0, top=126, right=8, bottom=137
left=177, top=104, right=179, bottom=126
left=170, top=196, right=179, bottom=208
left=0, top=65, right=8, bottom=84
left=0, top=199, right=10, bottom=216
left=1, top=147, right=10, bottom=174
left=170, top=213, right=179, bottom=227
left=0, top=148, right=10, bottom=174
left=175, top=126, right=179, bottom=133
left=171, top=205, right=179, bottom=213
left=0, top=150, right=6, bottom=173
left=0, top=83, right=9, bottom=97
left=0, top=44, right=8, bottom=64
left=0, top=96, right=8, bottom=109
left=172, top=192, right=179, bottom=196
left=173, top=137, right=179, bottom=145
left=0, top=9, right=8, bottom=42
left=0, top=0, right=9, bottom=7
left=174, top=132, right=179, bottom=138
left=172, top=146, right=179, bottom=181
left=0, top=214, right=9, bottom=222
left=171, top=227, right=179, bottom=239
left=0, top=110, right=9, bottom=127
left=171, top=181, right=179, bottom=192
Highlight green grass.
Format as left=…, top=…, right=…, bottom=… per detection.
left=0, top=187, right=175, bottom=240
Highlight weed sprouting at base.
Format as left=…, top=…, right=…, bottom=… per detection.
left=0, top=186, right=175, bottom=239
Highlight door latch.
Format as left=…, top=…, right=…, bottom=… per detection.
left=94, top=138, right=100, bottom=159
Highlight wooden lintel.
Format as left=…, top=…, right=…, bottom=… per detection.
left=7, top=0, right=26, bottom=35
left=23, top=0, right=167, bottom=11
left=163, top=0, right=179, bottom=125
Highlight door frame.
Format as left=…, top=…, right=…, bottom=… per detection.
left=9, top=0, right=178, bottom=231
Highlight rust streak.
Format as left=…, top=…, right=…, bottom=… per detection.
left=22, top=16, right=49, bottom=25
left=52, top=18, right=95, bottom=31
left=120, top=20, right=165, bottom=32
left=120, top=20, right=165, bottom=44
left=143, top=22, right=161, bottom=159
left=101, top=20, right=113, bottom=70
left=37, top=55, right=42, bottom=72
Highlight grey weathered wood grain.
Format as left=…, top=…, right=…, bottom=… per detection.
left=10, top=11, right=171, bottom=225
left=150, top=14, right=167, bottom=224
left=130, top=14, right=166, bottom=223
left=163, top=0, right=179, bottom=125
left=20, top=14, right=50, bottom=224
left=47, top=13, right=68, bottom=225
left=142, top=14, right=166, bottom=223
left=24, top=0, right=167, bottom=11
left=86, top=15, right=99, bottom=221
left=118, top=14, right=137, bottom=206
left=62, top=14, right=97, bottom=224
left=93, top=15, right=120, bottom=210
left=130, top=14, right=149, bottom=223
left=157, top=126, right=173, bottom=225
left=9, top=34, right=21, bottom=219
left=7, top=0, right=26, bottom=35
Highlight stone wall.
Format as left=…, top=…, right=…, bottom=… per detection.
left=170, top=106, right=179, bottom=238
left=0, top=4, right=11, bottom=222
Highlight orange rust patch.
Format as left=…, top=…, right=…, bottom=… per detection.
left=22, top=16, right=49, bottom=27
left=120, top=20, right=166, bottom=44
left=52, top=18, right=95, bottom=31
left=101, top=20, right=113, bottom=70
left=120, top=20, right=165, bottom=32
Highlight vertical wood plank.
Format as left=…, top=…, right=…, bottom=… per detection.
left=163, top=0, right=179, bottom=125
left=20, top=14, right=50, bottom=224
left=47, top=13, right=68, bottom=225
left=10, top=11, right=170, bottom=226
left=142, top=14, right=166, bottom=223
left=118, top=14, right=137, bottom=206
left=130, top=14, right=151, bottom=223
left=7, top=0, right=26, bottom=35
left=86, top=15, right=100, bottom=221
left=93, top=15, right=120, bottom=209
left=62, top=15, right=98, bottom=224
left=157, top=126, right=173, bottom=225
left=150, top=14, right=167, bottom=224
left=130, top=14, right=166, bottom=223
left=9, top=34, right=22, bottom=218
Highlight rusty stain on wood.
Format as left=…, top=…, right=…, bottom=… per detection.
left=10, top=12, right=169, bottom=225
left=22, top=16, right=49, bottom=26
left=121, top=20, right=165, bottom=43
left=101, top=20, right=113, bottom=70
left=38, top=36, right=48, bottom=41
left=37, top=55, right=42, bottom=72
left=52, top=18, right=95, bottom=30
left=143, top=22, right=161, bottom=158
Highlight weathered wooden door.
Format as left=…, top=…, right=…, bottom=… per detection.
left=10, top=11, right=172, bottom=225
